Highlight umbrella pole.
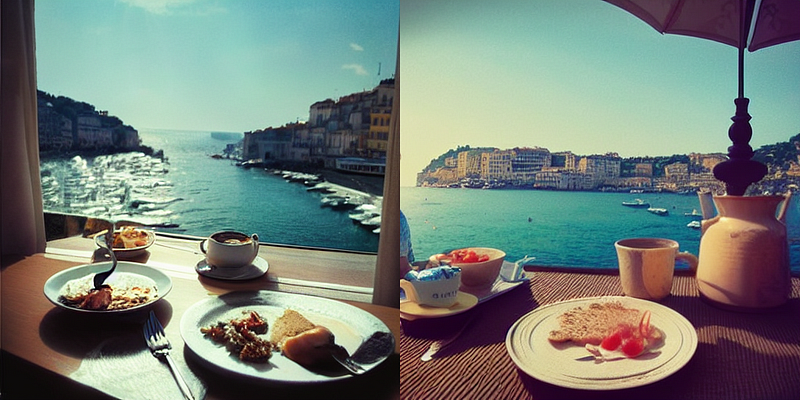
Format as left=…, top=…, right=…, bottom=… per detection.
left=713, top=97, right=767, bottom=195
left=712, top=0, right=767, bottom=195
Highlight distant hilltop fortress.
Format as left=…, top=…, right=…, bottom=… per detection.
left=418, top=142, right=800, bottom=194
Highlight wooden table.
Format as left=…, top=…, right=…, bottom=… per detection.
left=400, top=268, right=800, bottom=400
left=1, top=234, right=399, bottom=400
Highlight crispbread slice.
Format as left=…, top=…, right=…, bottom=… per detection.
left=269, top=309, right=316, bottom=347
left=548, top=301, right=643, bottom=345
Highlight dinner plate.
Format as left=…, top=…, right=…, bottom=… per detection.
left=180, top=290, right=394, bottom=384
left=94, top=228, right=155, bottom=257
left=505, top=296, right=697, bottom=390
left=43, top=261, right=172, bottom=314
left=400, top=291, right=478, bottom=321
left=195, top=256, right=269, bottom=280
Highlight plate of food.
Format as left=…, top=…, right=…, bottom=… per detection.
left=94, top=226, right=155, bottom=257
left=180, top=291, right=395, bottom=384
left=43, top=261, right=172, bottom=314
left=505, top=296, right=697, bottom=390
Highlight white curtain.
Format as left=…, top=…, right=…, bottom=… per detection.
left=1, top=0, right=47, bottom=258
left=371, top=39, right=400, bottom=308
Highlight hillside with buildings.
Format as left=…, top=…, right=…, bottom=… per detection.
left=417, top=135, right=800, bottom=195
left=239, top=78, right=394, bottom=175
left=37, top=90, right=146, bottom=156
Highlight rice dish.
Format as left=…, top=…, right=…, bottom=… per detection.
left=60, top=272, right=158, bottom=310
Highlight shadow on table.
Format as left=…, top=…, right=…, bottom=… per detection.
left=184, top=346, right=400, bottom=400
left=401, top=283, right=537, bottom=359
left=39, top=300, right=174, bottom=358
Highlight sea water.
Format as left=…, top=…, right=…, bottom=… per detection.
left=42, top=129, right=380, bottom=253
left=402, top=186, right=709, bottom=271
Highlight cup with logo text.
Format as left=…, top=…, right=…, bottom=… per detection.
left=200, top=230, right=260, bottom=268
left=400, top=266, right=462, bottom=308
left=615, top=238, right=698, bottom=301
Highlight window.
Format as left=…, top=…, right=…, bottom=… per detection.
left=36, top=1, right=398, bottom=254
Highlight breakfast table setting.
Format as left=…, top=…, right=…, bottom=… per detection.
left=400, top=242, right=800, bottom=400
left=1, top=226, right=399, bottom=400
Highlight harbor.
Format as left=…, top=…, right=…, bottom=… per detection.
left=39, top=129, right=382, bottom=253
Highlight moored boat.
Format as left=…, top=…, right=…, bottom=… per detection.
left=647, top=207, right=669, bottom=216
left=622, top=199, right=649, bottom=208
left=684, top=209, right=703, bottom=219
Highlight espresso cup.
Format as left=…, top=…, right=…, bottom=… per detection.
left=615, top=238, right=698, bottom=301
left=400, top=267, right=462, bottom=308
left=200, top=231, right=259, bottom=268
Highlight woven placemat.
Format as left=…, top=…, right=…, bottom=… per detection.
left=401, top=272, right=800, bottom=400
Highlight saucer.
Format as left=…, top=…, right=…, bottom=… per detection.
left=400, top=291, right=478, bottom=321
left=195, top=256, right=269, bottom=280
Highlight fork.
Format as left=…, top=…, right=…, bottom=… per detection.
left=330, top=344, right=367, bottom=375
left=143, top=311, right=196, bottom=400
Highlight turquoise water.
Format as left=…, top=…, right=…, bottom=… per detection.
left=401, top=186, right=710, bottom=270
left=125, top=130, right=380, bottom=252
left=402, top=186, right=800, bottom=273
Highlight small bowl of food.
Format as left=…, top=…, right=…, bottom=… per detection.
left=95, top=226, right=155, bottom=257
left=43, top=261, right=172, bottom=314
left=430, top=247, right=506, bottom=289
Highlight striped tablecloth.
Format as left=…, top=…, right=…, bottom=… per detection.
left=400, top=269, right=800, bottom=400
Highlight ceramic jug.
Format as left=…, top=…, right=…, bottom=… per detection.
left=696, top=195, right=790, bottom=310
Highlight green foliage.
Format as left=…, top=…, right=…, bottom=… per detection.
left=423, top=145, right=496, bottom=173
left=753, top=133, right=800, bottom=170
left=37, top=90, right=132, bottom=130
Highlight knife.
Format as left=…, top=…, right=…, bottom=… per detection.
left=420, top=315, right=475, bottom=362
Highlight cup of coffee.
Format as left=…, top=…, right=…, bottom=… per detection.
left=615, top=238, right=698, bottom=301
left=200, top=231, right=260, bottom=268
left=400, top=266, right=462, bottom=308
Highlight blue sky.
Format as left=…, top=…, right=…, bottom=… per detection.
left=35, top=0, right=398, bottom=133
left=400, top=0, right=800, bottom=187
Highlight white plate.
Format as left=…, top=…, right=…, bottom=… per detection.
left=180, top=291, right=394, bottom=384
left=43, top=261, right=173, bottom=314
left=505, top=296, right=697, bottom=390
left=94, top=228, right=155, bottom=257
left=195, top=256, right=269, bottom=280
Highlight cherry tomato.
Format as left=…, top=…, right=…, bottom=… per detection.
left=621, top=337, right=645, bottom=357
left=463, top=252, right=479, bottom=263
left=600, top=332, right=622, bottom=351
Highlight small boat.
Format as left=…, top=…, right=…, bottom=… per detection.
left=687, top=220, right=701, bottom=229
left=647, top=207, right=669, bottom=216
left=622, top=199, right=650, bottom=208
left=684, top=209, right=703, bottom=219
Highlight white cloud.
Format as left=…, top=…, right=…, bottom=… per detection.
left=342, top=64, right=369, bottom=76
left=350, top=43, right=364, bottom=52
left=119, top=0, right=225, bottom=15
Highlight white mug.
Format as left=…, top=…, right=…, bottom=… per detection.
left=615, top=238, right=698, bottom=301
left=200, top=231, right=259, bottom=268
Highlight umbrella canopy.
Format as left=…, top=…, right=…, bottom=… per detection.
left=605, top=0, right=800, bottom=51
left=605, top=0, right=800, bottom=195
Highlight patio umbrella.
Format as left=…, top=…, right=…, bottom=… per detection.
left=604, top=0, right=800, bottom=195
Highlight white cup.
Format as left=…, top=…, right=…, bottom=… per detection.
left=400, top=270, right=461, bottom=308
left=615, top=238, right=698, bottom=301
left=200, top=231, right=260, bottom=268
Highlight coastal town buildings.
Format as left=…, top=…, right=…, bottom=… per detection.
left=241, top=78, right=394, bottom=172
left=417, top=145, right=742, bottom=193
left=38, top=94, right=140, bottom=153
